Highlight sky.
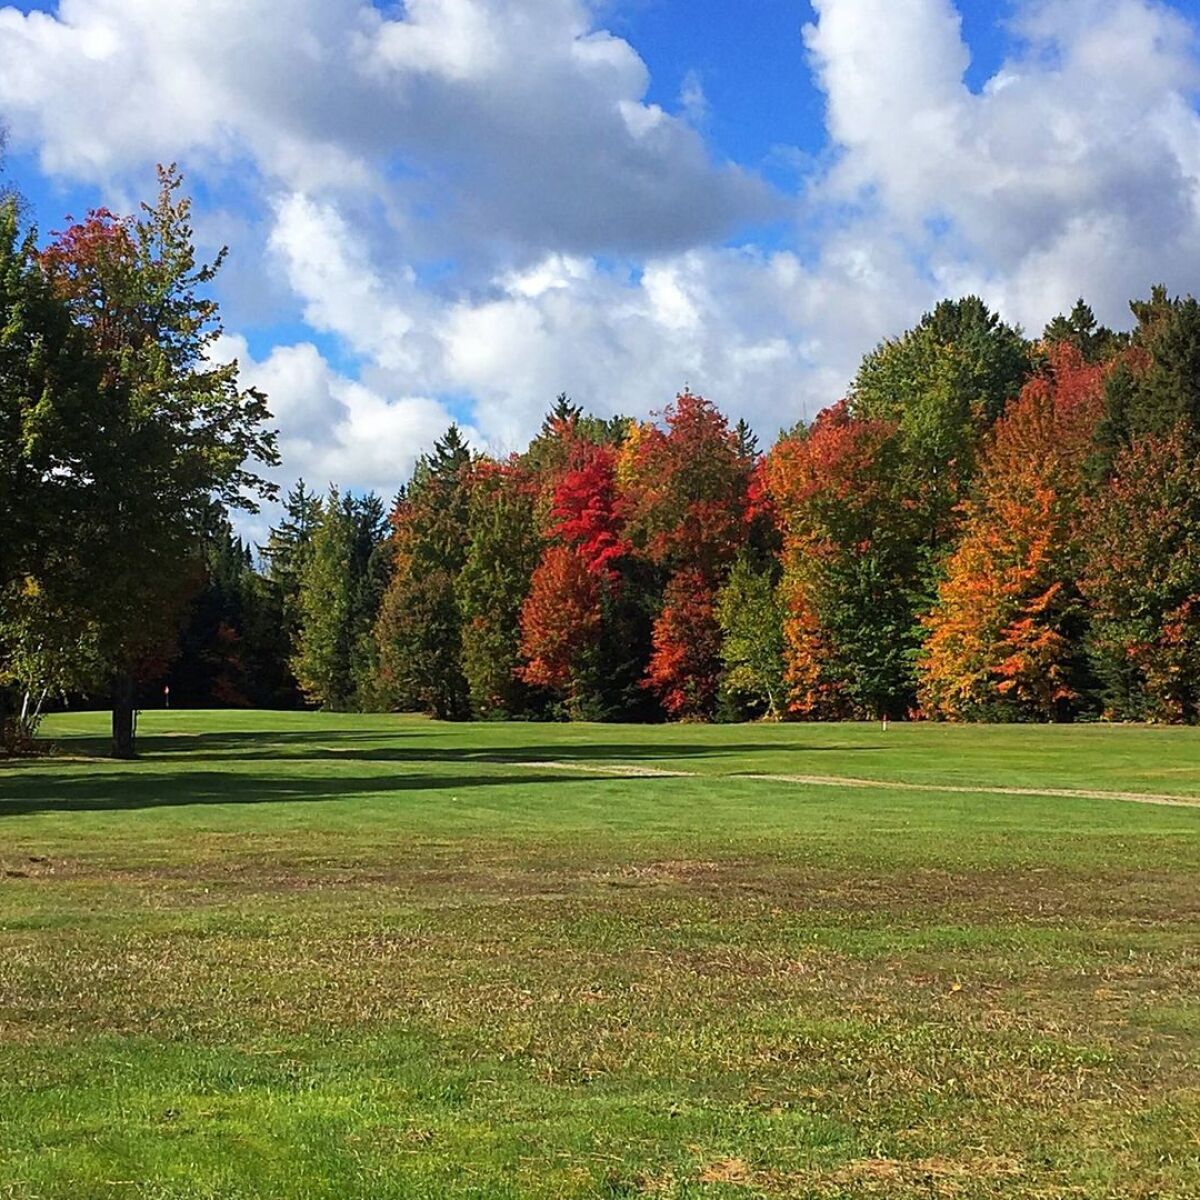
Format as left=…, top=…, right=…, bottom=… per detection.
left=1, top=0, right=1199, bottom=529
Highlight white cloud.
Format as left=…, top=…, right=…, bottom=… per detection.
left=264, top=190, right=925, bottom=453
left=804, top=0, right=1200, bottom=329
left=3, top=0, right=1200, bottom=510
left=0, top=0, right=772, bottom=254
left=214, top=333, right=467, bottom=502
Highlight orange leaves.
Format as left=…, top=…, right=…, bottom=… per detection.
left=778, top=575, right=847, bottom=719
left=643, top=568, right=722, bottom=719
left=919, top=344, right=1106, bottom=720
left=517, top=545, right=601, bottom=694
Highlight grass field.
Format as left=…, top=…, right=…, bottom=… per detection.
left=1, top=711, right=1198, bottom=1199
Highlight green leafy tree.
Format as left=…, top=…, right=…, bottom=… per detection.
left=716, top=553, right=785, bottom=719
left=33, top=166, right=278, bottom=756
left=851, top=297, right=1030, bottom=557
left=261, top=478, right=323, bottom=664
left=0, top=200, right=103, bottom=745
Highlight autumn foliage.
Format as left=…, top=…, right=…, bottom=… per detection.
left=920, top=345, right=1108, bottom=721
left=16, top=220, right=1200, bottom=737
left=517, top=545, right=602, bottom=708
left=643, top=568, right=723, bottom=719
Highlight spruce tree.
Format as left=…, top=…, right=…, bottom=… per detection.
left=262, top=479, right=323, bottom=654
left=375, top=427, right=472, bottom=719
left=457, top=466, right=540, bottom=718
left=293, top=488, right=356, bottom=710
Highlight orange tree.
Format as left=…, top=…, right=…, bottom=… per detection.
left=919, top=345, right=1107, bottom=720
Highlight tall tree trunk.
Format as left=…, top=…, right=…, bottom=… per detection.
left=112, top=671, right=136, bottom=760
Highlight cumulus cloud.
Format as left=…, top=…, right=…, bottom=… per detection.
left=214, top=334, right=468, bottom=502
left=804, top=0, right=1200, bottom=328
left=2, top=0, right=1200, bottom=509
left=263, top=184, right=928, bottom=450
left=0, top=0, right=772, bottom=255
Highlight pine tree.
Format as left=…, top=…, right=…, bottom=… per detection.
left=1042, top=298, right=1120, bottom=363
left=293, top=489, right=357, bottom=710
left=458, top=463, right=540, bottom=718
left=375, top=426, right=472, bottom=719
left=734, top=418, right=759, bottom=460
left=348, top=492, right=391, bottom=709
left=261, top=479, right=323, bottom=657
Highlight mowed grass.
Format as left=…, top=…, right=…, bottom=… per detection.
left=1, top=712, right=1198, bottom=1199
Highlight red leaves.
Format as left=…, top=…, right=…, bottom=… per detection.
left=643, top=568, right=722, bottom=719
left=619, top=391, right=752, bottom=576
left=549, top=444, right=628, bottom=579
left=1078, top=427, right=1200, bottom=721
left=765, top=404, right=898, bottom=519
left=517, top=545, right=601, bottom=693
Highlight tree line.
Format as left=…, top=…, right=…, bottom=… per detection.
left=279, top=292, right=1200, bottom=728
left=5, top=170, right=1200, bottom=756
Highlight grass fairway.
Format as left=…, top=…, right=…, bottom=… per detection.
left=1, top=712, right=1198, bottom=1199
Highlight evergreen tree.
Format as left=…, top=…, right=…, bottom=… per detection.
left=1042, top=298, right=1120, bottom=363
left=1092, top=289, right=1200, bottom=479
left=375, top=426, right=472, bottom=719
left=291, top=488, right=388, bottom=711
left=1126, top=289, right=1200, bottom=439
left=348, top=492, right=392, bottom=709
left=734, top=418, right=760, bottom=460
left=168, top=513, right=294, bottom=709
left=457, top=463, right=540, bottom=718
left=293, top=489, right=357, bottom=710
left=261, top=479, right=323, bottom=659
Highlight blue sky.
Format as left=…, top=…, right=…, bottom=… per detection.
left=2, top=0, right=1199, bottom=518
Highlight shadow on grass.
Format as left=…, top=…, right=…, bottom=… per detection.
left=28, top=728, right=887, bottom=766
left=0, top=769, right=594, bottom=817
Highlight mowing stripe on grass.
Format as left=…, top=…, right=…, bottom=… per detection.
left=506, top=759, right=1200, bottom=808
left=739, top=772, right=1200, bottom=808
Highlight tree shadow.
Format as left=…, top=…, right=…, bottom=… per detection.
left=0, top=769, right=595, bottom=817
left=29, top=727, right=886, bottom=766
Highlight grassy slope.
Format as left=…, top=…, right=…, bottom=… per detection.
left=0, top=711, right=1197, bottom=1199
